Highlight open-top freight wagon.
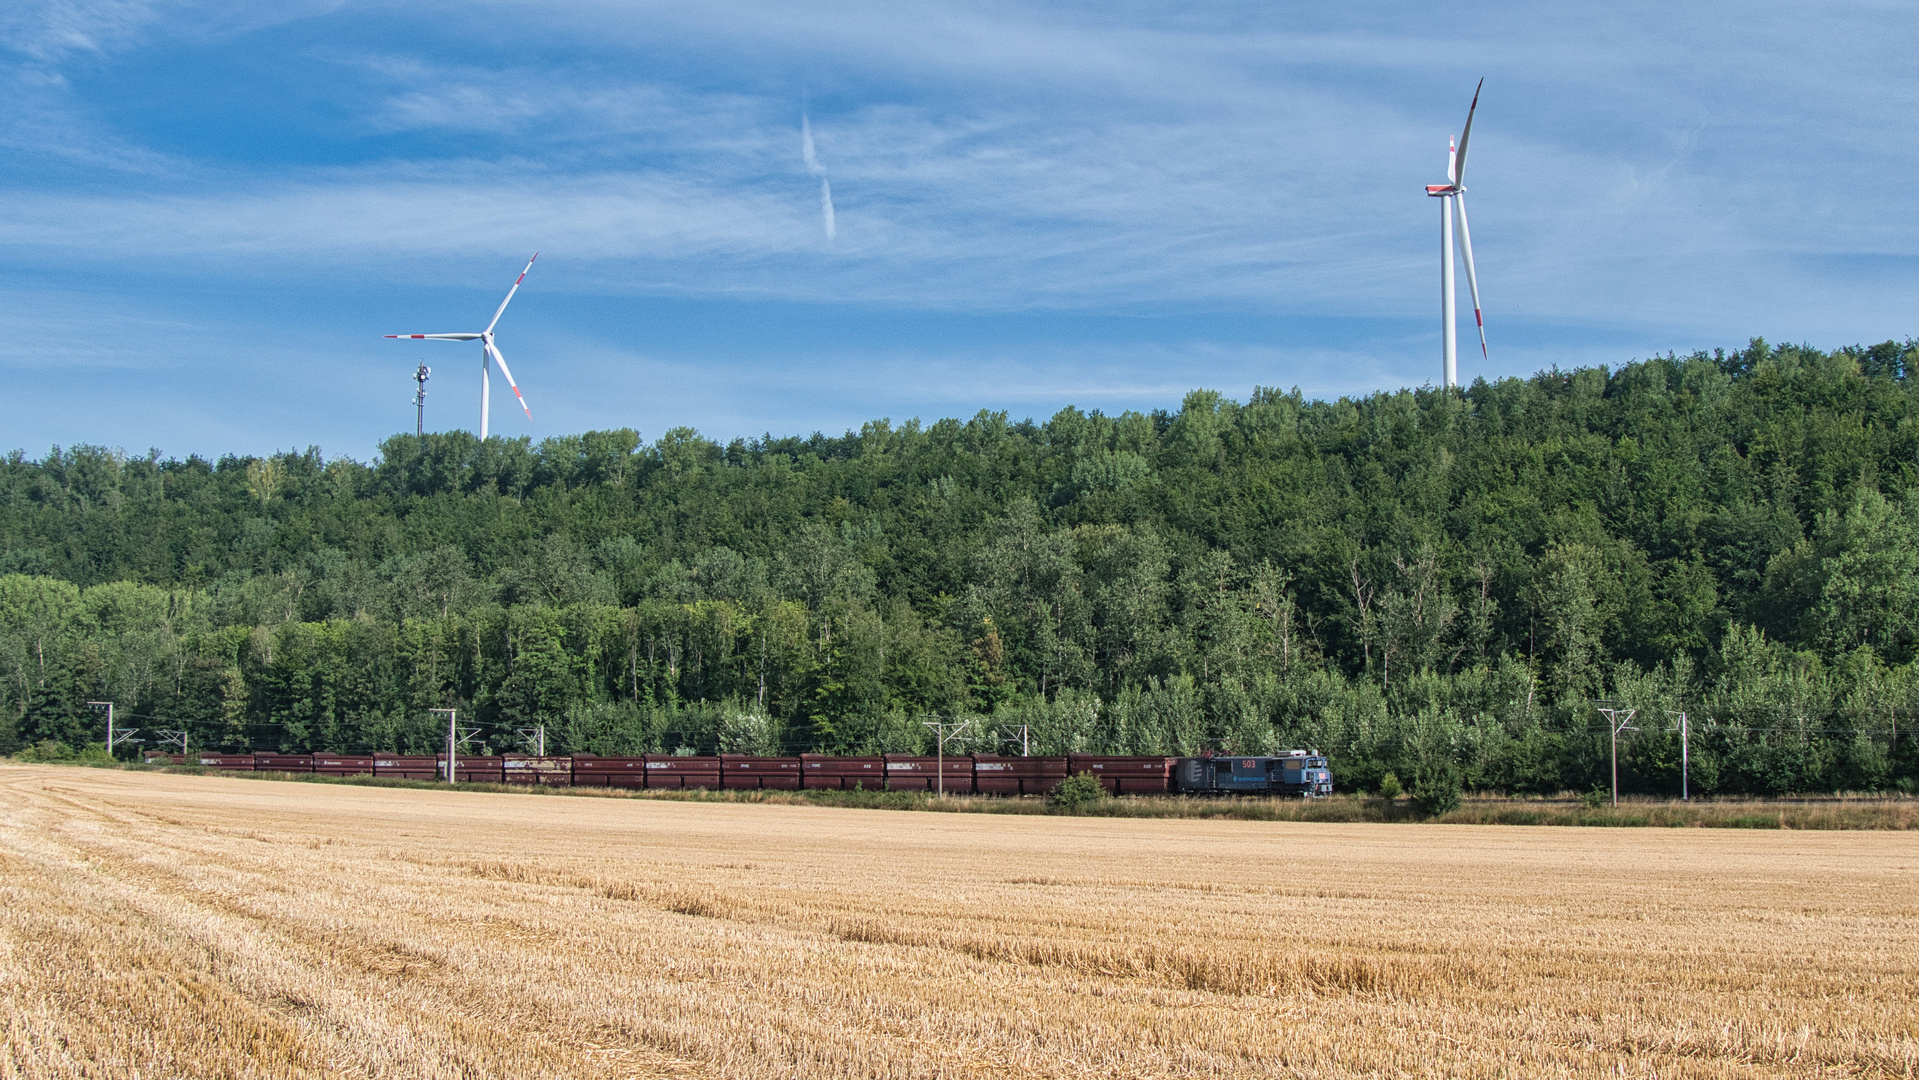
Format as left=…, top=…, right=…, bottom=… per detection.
left=189, top=752, right=1332, bottom=796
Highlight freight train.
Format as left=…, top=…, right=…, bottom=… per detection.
left=160, top=750, right=1333, bottom=797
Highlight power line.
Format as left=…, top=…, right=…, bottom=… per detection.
left=515, top=724, right=547, bottom=757
left=1573, top=724, right=1897, bottom=736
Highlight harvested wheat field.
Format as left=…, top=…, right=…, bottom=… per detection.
left=2, top=766, right=1914, bottom=1080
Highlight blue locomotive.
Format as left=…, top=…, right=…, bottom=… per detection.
left=1172, top=751, right=1333, bottom=797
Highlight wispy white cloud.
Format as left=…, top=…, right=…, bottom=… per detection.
left=0, top=170, right=821, bottom=266
left=7, top=1, right=1912, bottom=327
left=354, top=59, right=768, bottom=148
left=2, top=0, right=1918, bottom=456
left=817, top=177, right=837, bottom=243
left=0, top=0, right=174, bottom=169
left=0, top=285, right=201, bottom=369
left=0, top=0, right=345, bottom=168
left=1, top=79, right=1910, bottom=343
left=0, top=0, right=175, bottom=63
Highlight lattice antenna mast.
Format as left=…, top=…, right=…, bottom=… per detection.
left=413, top=363, right=430, bottom=436
left=1595, top=704, right=1638, bottom=808
left=920, top=716, right=972, bottom=797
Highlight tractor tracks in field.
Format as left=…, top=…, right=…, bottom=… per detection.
left=0, top=770, right=712, bottom=1080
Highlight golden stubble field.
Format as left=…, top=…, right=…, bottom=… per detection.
left=1, top=766, right=1914, bottom=1080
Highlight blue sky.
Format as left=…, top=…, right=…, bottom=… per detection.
left=2, top=1, right=1915, bottom=459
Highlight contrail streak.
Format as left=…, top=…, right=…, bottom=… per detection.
left=802, top=113, right=821, bottom=173
left=802, top=112, right=835, bottom=241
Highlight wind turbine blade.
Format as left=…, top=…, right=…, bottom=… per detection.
left=386, top=333, right=482, bottom=341
left=484, top=252, right=539, bottom=335
left=485, top=337, right=533, bottom=418
left=1454, top=192, right=1488, bottom=361
left=1454, top=78, right=1483, bottom=186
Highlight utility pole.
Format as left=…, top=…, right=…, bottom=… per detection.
left=88, top=701, right=113, bottom=755
left=1665, top=710, right=1690, bottom=801
left=920, top=717, right=971, bottom=797
left=87, top=701, right=138, bottom=760
left=413, top=363, right=431, bottom=436
left=1596, top=705, right=1637, bottom=808
left=430, top=708, right=458, bottom=784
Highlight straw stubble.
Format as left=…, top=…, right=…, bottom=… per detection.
left=1, top=765, right=1913, bottom=1078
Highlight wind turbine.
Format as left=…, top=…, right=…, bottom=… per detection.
left=385, top=254, right=538, bottom=440
left=1425, top=81, right=1487, bottom=389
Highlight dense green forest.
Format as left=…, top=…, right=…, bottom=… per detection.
left=5, top=338, right=1919, bottom=795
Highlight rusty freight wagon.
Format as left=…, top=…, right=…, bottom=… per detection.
left=502, top=757, right=573, bottom=786
left=721, top=756, right=803, bottom=790
left=447, top=756, right=505, bottom=783
left=570, top=756, right=648, bottom=788
left=252, top=754, right=313, bottom=774
left=882, top=755, right=975, bottom=794
left=373, top=754, right=441, bottom=780
left=799, top=755, right=885, bottom=790
left=971, top=755, right=1070, bottom=795
left=643, top=755, right=722, bottom=790
left=313, top=755, right=376, bottom=777
left=1065, top=755, right=1175, bottom=794
left=198, top=753, right=255, bottom=770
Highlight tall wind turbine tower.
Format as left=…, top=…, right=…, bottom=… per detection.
left=1426, top=82, right=1488, bottom=389
left=385, top=254, right=539, bottom=440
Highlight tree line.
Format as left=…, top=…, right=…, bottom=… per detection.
left=4, top=338, right=1917, bottom=795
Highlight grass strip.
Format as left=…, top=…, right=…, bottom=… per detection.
left=30, top=761, right=1908, bottom=829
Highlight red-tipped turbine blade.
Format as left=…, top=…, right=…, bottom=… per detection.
left=484, top=336, right=533, bottom=418
left=1454, top=78, right=1483, bottom=187
left=484, top=253, right=539, bottom=336
left=1454, top=192, right=1488, bottom=362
